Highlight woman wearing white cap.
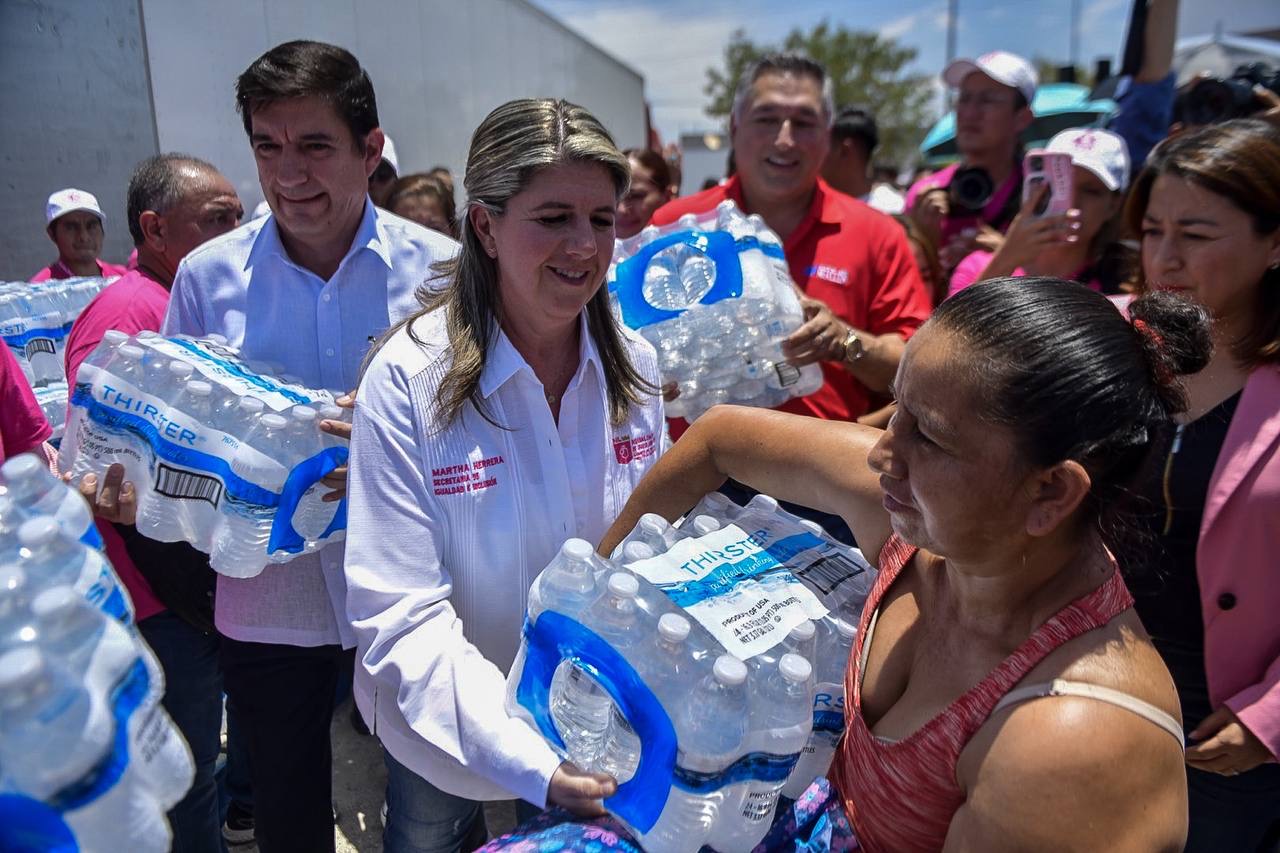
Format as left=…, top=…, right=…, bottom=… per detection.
left=30, top=188, right=129, bottom=282
left=947, top=128, right=1133, bottom=298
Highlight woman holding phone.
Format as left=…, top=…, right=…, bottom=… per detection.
left=948, top=127, right=1133, bottom=297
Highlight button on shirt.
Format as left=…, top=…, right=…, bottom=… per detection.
left=344, top=309, right=665, bottom=806
left=161, top=202, right=458, bottom=647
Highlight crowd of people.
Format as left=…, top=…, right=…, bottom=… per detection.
left=3, top=0, right=1280, bottom=849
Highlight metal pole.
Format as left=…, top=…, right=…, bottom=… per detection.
left=945, top=0, right=958, bottom=108
left=1071, top=0, right=1082, bottom=72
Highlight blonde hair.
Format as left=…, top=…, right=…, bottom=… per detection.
left=373, top=98, right=655, bottom=428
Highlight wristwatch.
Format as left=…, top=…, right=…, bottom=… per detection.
left=840, top=328, right=865, bottom=365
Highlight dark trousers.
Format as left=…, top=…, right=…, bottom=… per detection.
left=220, top=636, right=344, bottom=853
left=1185, top=764, right=1280, bottom=852
left=139, top=611, right=225, bottom=853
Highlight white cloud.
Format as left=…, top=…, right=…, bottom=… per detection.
left=542, top=2, right=743, bottom=139
left=880, top=11, right=926, bottom=41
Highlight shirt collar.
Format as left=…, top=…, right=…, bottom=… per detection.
left=721, top=175, right=840, bottom=244
left=244, top=198, right=392, bottom=274
left=479, top=312, right=604, bottom=400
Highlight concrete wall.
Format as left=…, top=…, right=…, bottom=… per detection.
left=139, top=0, right=648, bottom=215
left=0, top=0, right=158, bottom=277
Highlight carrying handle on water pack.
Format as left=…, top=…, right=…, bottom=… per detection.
left=515, top=610, right=677, bottom=833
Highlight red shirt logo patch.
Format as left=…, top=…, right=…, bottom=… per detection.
left=614, top=433, right=656, bottom=465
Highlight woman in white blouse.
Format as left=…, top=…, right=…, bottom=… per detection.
left=344, top=99, right=665, bottom=852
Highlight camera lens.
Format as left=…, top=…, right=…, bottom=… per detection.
left=949, top=166, right=995, bottom=213
left=1029, top=156, right=1043, bottom=172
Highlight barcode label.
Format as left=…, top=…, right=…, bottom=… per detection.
left=774, top=362, right=801, bottom=387
left=793, top=551, right=865, bottom=596
left=154, top=463, right=223, bottom=507
left=24, top=338, right=56, bottom=359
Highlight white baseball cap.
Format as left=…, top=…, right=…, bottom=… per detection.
left=1046, top=128, right=1131, bottom=192
left=380, top=134, right=399, bottom=175
left=46, top=188, right=105, bottom=225
left=943, top=50, right=1038, bottom=105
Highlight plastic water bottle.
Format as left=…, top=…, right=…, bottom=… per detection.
left=17, top=516, right=103, bottom=591
left=210, top=413, right=290, bottom=578
left=783, top=617, right=857, bottom=799
left=0, top=646, right=112, bottom=798
left=621, top=541, right=655, bottom=563
left=639, top=654, right=748, bottom=853
left=284, top=405, right=339, bottom=545
left=110, top=343, right=147, bottom=385
left=0, top=565, right=34, bottom=650
left=135, top=372, right=210, bottom=542
left=709, top=653, right=813, bottom=851
left=598, top=611, right=694, bottom=784
left=531, top=539, right=599, bottom=621
left=29, top=586, right=111, bottom=677
left=0, top=647, right=174, bottom=853
left=553, top=572, right=642, bottom=767
left=76, top=329, right=129, bottom=382
left=781, top=619, right=817, bottom=667
left=690, top=514, right=721, bottom=537
left=0, top=453, right=93, bottom=543
left=612, top=513, right=678, bottom=560
left=218, top=394, right=265, bottom=436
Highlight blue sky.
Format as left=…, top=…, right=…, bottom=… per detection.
left=531, top=0, right=1133, bottom=143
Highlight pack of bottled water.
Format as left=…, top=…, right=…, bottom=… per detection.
left=0, top=277, right=112, bottom=389
left=58, top=332, right=350, bottom=578
left=607, top=201, right=823, bottom=421
left=0, top=452, right=194, bottom=852
left=506, top=492, right=876, bottom=852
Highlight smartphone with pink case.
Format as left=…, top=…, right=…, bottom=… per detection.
left=1022, top=150, right=1073, bottom=217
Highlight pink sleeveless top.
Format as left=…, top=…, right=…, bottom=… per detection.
left=828, top=535, right=1135, bottom=853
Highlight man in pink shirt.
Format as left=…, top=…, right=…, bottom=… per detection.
left=30, top=188, right=129, bottom=281
left=0, top=343, right=52, bottom=462
left=66, top=154, right=242, bottom=853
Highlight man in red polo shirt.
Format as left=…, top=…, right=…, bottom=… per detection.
left=653, top=53, right=931, bottom=428
left=31, top=188, right=129, bottom=281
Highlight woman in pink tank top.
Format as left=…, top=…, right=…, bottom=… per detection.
left=602, top=278, right=1203, bottom=851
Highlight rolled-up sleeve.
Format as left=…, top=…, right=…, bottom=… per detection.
left=343, top=359, right=562, bottom=805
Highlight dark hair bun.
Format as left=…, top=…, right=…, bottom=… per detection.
left=1128, top=291, right=1213, bottom=415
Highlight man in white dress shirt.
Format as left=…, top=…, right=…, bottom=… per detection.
left=160, top=40, right=457, bottom=853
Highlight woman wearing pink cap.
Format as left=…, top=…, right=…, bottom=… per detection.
left=947, top=127, right=1133, bottom=298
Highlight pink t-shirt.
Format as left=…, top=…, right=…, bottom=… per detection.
left=0, top=344, right=53, bottom=462
left=30, top=258, right=128, bottom=282
left=947, top=249, right=1104, bottom=299
left=65, top=269, right=172, bottom=621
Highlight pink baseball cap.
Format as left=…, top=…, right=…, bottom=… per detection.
left=943, top=51, right=1038, bottom=105
left=46, top=188, right=105, bottom=225
left=1046, top=128, right=1131, bottom=192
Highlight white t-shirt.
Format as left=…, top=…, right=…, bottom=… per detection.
left=861, top=183, right=906, bottom=215
left=344, top=308, right=665, bottom=805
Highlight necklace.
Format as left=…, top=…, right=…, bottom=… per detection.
left=542, top=358, right=576, bottom=407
